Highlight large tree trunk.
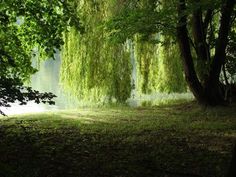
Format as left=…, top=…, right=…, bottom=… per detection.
left=177, top=0, right=236, bottom=105
left=203, top=0, right=236, bottom=105
left=177, top=0, right=206, bottom=104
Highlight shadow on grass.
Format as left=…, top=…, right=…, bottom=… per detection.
left=0, top=102, right=235, bottom=177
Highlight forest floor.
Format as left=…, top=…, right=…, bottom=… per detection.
left=0, top=101, right=236, bottom=177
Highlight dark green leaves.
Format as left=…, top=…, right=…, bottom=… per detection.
left=0, top=76, right=56, bottom=115
left=105, top=2, right=176, bottom=43
left=0, top=0, right=81, bottom=113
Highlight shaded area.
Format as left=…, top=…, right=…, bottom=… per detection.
left=0, top=103, right=235, bottom=177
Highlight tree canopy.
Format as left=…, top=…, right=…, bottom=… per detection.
left=106, top=0, right=236, bottom=105
left=1, top=0, right=236, bottom=110
left=60, top=0, right=187, bottom=104
left=0, top=0, right=81, bottom=114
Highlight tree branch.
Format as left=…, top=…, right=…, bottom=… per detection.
left=203, top=9, right=213, bottom=34
left=192, top=2, right=210, bottom=65
left=177, top=0, right=204, bottom=103
left=207, top=0, right=236, bottom=85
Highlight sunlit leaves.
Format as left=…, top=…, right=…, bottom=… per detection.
left=61, top=1, right=132, bottom=103
left=0, top=0, right=81, bottom=79
left=0, top=0, right=80, bottom=114
left=61, top=0, right=187, bottom=103
left=105, top=0, right=177, bottom=43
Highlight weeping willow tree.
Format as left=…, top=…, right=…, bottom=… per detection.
left=135, top=37, right=159, bottom=94
left=131, top=0, right=186, bottom=94
left=135, top=36, right=186, bottom=94
left=157, top=40, right=186, bottom=93
left=61, top=0, right=132, bottom=103
left=61, top=0, right=186, bottom=104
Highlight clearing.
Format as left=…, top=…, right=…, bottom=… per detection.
left=0, top=102, right=235, bottom=177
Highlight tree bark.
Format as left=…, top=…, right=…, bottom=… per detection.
left=177, top=0, right=205, bottom=104
left=204, top=0, right=236, bottom=105
left=192, top=5, right=209, bottom=63
left=177, top=0, right=236, bottom=105
left=203, top=9, right=213, bottom=34
left=192, top=5, right=211, bottom=83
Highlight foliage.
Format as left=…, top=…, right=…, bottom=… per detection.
left=0, top=0, right=81, bottom=78
left=105, top=0, right=236, bottom=104
left=0, top=76, right=55, bottom=116
left=134, top=35, right=186, bottom=94
left=0, top=0, right=81, bottom=114
left=61, top=1, right=132, bottom=103
left=225, top=26, right=236, bottom=82
left=61, top=0, right=186, bottom=104
left=156, top=40, right=186, bottom=93
left=105, top=0, right=176, bottom=43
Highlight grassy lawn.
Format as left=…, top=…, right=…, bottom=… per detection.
left=0, top=102, right=236, bottom=177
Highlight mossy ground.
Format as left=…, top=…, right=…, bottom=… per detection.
left=0, top=102, right=235, bottom=177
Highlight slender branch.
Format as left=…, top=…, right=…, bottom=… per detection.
left=189, top=36, right=197, bottom=52
left=203, top=9, right=213, bottom=34
left=222, top=64, right=231, bottom=101
left=192, top=2, right=210, bottom=63
left=207, top=0, right=236, bottom=84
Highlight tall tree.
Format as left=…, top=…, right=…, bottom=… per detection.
left=177, top=0, right=236, bottom=105
left=106, top=0, right=236, bottom=105
left=61, top=0, right=186, bottom=104
left=61, top=0, right=133, bottom=103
